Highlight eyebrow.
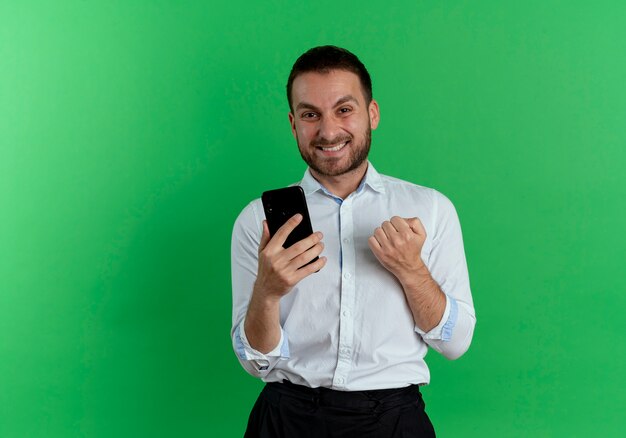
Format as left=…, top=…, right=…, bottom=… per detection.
left=295, top=94, right=360, bottom=112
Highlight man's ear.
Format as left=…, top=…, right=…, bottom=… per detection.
left=369, top=99, right=380, bottom=130
left=288, top=111, right=297, bottom=139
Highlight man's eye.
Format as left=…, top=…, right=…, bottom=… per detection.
left=338, top=107, right=352, bottom=114
left=302, top=112, right=318, bottom=119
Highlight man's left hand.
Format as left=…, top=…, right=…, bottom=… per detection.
left=368, top=216, right=427, bottom=283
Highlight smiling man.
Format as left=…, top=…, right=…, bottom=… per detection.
left=231, top=46, right=476, bottom=437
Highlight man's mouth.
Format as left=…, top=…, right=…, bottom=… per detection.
left=317, top=141, right=349, bottom=152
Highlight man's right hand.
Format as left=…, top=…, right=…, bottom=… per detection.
left=253, top=214, right=327, bottom=301
left=244, top=214, right=325, bottom=354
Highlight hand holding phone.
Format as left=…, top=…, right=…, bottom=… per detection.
left=253, top=188, right=326, bottom=300
left=245, top=206, right=326, bottom=354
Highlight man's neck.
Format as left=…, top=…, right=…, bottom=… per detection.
left=310, top=161, right=368, bottom=200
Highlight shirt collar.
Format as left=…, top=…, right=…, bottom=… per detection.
left=299, top=161, right=386, bottom=196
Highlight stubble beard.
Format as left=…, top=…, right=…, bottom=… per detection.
left=297, top=127, right=372, bottom=177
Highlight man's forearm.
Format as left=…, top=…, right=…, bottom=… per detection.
left=399, top=264, right=447, bottom=333
left=244, top=287, right=282, bottom=354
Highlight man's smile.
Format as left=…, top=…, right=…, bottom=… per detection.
left=318, top=140, right=349, bottom=152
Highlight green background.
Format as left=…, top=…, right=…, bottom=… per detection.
left=2, top=1, right=625, bottom=436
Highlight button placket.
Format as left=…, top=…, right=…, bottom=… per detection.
left=333, top=198, right=356, bottom=388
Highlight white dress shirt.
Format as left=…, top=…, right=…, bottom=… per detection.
left=231, top=162, right=476, bottom=391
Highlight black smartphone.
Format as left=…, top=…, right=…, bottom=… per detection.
left=261, top=186, right=319, bottom=266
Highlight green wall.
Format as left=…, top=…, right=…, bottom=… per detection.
left=2, top=1, right=625, bottom=436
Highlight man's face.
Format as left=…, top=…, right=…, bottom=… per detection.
left=289, top=70, right=379, bottom=178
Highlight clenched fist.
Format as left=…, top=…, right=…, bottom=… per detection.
left=368, top=216, right=427, bottom=283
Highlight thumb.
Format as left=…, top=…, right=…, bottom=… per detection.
left=259, top=220, right=271, bottom=252
left=406, top=217, right=426, bottom=236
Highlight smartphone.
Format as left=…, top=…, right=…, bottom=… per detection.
left=261, top=186, right=319, bottom=266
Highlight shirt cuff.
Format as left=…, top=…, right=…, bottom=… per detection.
left=234, top=319, right=290, bottom=371
left=414, top=294, right=459, bottom=342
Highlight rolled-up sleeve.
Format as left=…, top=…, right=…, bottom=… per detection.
left=233, top=319, right=290, bottom=377
left=231, top=201, right=290, bottom=377
left=416, top=191, right=476, bottom=360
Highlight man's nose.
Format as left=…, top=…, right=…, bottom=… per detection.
left=318, top=115, right=341, bottom=141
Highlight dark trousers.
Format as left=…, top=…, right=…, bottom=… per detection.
left=244, top=381, right=436, bottom=438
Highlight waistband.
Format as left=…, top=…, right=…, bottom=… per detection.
left=264, top=380, right=423, bottom=410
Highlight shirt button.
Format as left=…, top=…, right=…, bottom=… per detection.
left=343, top=272, right=351, bottom=280
left=337, top=377, right=345, bottom=384
left=343, top=238, right=350, bottom=244
left=342, top=310, right=350, bottom=317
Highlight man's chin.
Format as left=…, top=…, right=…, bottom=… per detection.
left=310, top=158, right=366, bottom=178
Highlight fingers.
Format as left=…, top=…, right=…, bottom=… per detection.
left=371, top=216, right=426, bottom=250
left=372, top=226, right=387, bottom=247
left=368, top=235, right=382, bottom=252
left=380, top=216, right=425, bottom=238
left=290, top=240, right=324, bottom=269
left=378, top=216, right=411, bottom=242
left=270, top=214, right=303, bottom=249
left=278, top=242, right=326, bottom=287
left=369, top=217, right=427, bottom=277
left=292, top=256, right=327, bottom=282
left=390, top=216, right=411, bottom=232
left=381, top=220, right=397, bottom=239
left=258, top=216, right=324, bottom=277
left=283, top=231, right=323, bottom=260
left=374, top=217, right=404, bottom=247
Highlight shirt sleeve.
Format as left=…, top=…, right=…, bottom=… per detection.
left=231, top=201, right=290, bottom=378
left=233, top=318, right=290, bottom=377
left=415, top=191, right=476, bottom=360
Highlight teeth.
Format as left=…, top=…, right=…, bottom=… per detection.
left=322, top=142, right=347, bottom=152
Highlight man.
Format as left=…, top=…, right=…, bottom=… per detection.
left=231, top=46, right=476, bottom=437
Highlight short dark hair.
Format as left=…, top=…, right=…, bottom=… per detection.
left=286, top=45, right=372, bottom=112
